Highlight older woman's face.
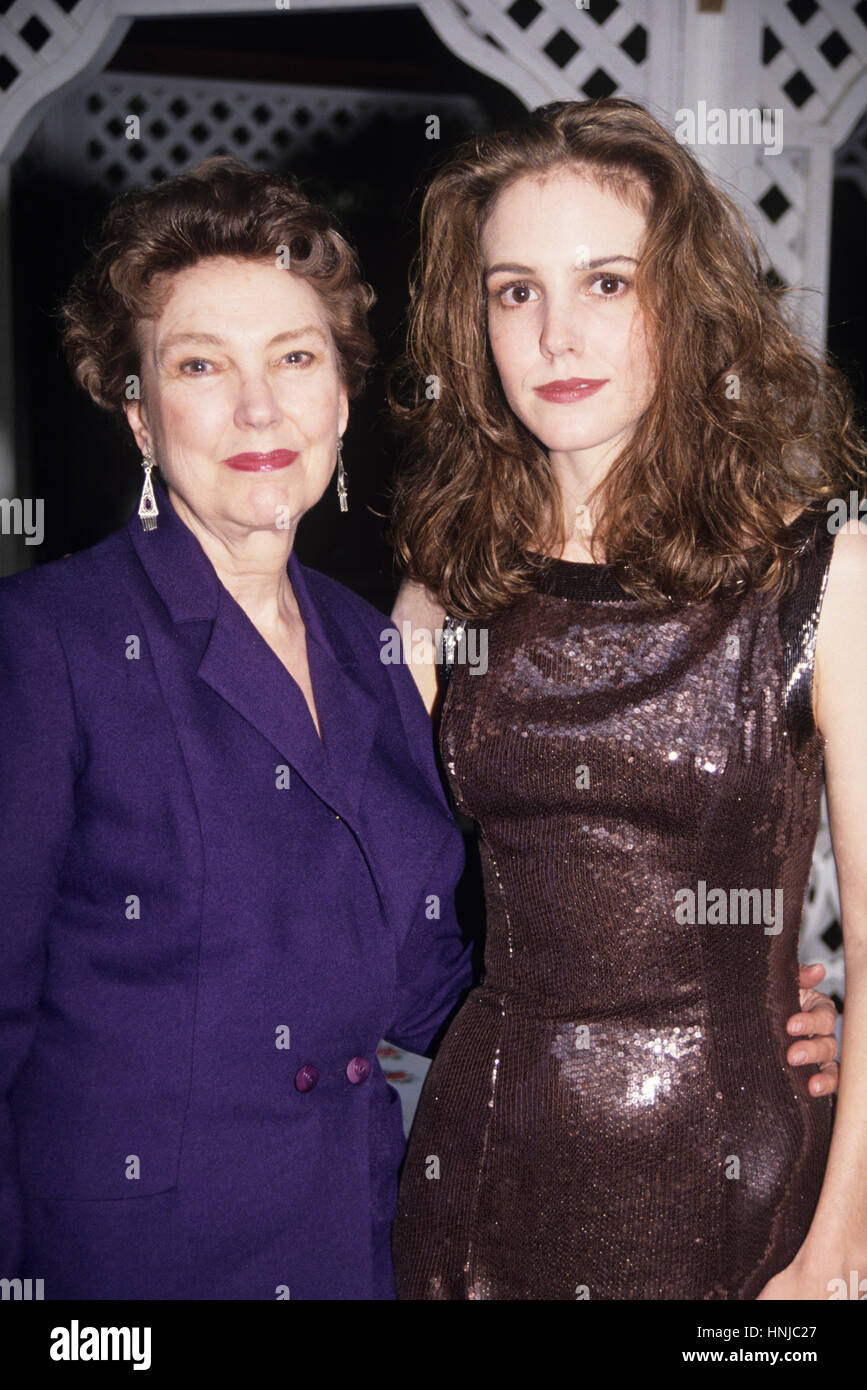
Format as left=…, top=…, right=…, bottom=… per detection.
left=126, top=256, right=348, bottom=538
left=482, top=171, right=656, bottom=473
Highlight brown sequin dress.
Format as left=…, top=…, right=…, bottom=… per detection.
left=392, top=506, right=835, bottom=1300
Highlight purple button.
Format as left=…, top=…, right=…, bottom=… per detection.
left=294, top=1064, right=319, bottom=1093
left=346, top=1056, right=371, bottom=1085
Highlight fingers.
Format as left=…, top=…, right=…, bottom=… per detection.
left=788, top=999, right=837, bottom=1038
left=791, top=965, right=840, bottom=1095
left=787, top=1030, right=838, bottom=1064
left=797, top=962, right=826, bottom=987
left=807, top=1059, right=839, bottom=1096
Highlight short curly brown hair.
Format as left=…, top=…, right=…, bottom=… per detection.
left=59, top=155, right=377, bottom=414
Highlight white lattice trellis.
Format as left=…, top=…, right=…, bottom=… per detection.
left=24, top=70, right=485, bottom=189
left=425, top=0, right=663, bottom=107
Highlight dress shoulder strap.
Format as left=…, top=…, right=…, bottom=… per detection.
left=436, top=614, right=467, bottom=694
left=777, top=504, right=835, bottom=768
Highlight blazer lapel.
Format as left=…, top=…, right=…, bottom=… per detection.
left=195, top=585, right=333, bottom=805
left=286, top=550, right=383, bottom=819
left=128, top=482, right=383, bottom=823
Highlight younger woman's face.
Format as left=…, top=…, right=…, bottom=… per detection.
left=481, top=170, right=657, bottom=475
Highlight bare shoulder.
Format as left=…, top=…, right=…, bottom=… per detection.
left=391, top=575, right=446, bottom=628
left=390, top=576, right=446, bottom=717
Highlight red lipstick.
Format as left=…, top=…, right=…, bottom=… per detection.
left=224, top=450, right=299, bottom=472
left=533, top=378, right=607, bottom=403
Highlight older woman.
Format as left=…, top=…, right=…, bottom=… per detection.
left=0, top=157, right=472, bottom=1300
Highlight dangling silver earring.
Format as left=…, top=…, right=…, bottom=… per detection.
left=138, top=445, right=158, bottom=532
left=336, top=438, right=349, bottom=513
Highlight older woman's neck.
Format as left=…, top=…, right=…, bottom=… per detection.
left=171, top=491, right=302, bottom=629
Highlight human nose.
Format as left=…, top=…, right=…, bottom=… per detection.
left=233, top=371, right=283, bottom=430
left=539, top=293, right=586, bottom=360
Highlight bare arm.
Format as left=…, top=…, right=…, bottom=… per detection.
left=390, top=576, right=446, bottom=717
left=759, top=524, right=867, bottom=1297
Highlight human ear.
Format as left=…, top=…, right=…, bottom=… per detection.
left=124, top=398, right=152, bottom=456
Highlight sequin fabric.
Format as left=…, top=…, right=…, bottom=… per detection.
left=392, top=506, right=835, bottom=1299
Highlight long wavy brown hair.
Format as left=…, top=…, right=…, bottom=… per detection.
left=388, top=98, right=867, bottom=617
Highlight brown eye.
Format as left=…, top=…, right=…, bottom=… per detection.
left=497, top=282, right=540, bottom=307
left=589, top=273, right=629, bottom=298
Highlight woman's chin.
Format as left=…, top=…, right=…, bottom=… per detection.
left=233, top=476, right=303, bottom=532
left=541, top=430, right=628, bottom=460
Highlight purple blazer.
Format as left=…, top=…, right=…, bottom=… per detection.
left=0, top=485, right=472, bottom=1300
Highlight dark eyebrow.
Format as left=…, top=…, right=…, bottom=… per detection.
left=484, top=255, right=638, bottom=277
left=158, top=325, right=328, bottom=355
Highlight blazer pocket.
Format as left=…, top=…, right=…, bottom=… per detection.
left=13, top=1077, right=189, bottom=1200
